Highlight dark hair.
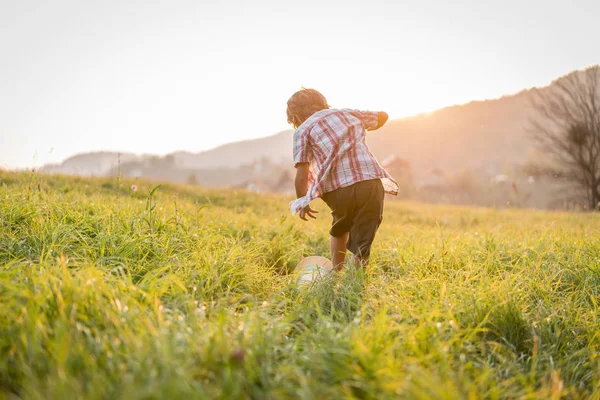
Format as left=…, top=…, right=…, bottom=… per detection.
left=286, top=88, right=330, bottom=129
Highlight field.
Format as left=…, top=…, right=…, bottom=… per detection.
left=1, top=170, right=599, bottom=399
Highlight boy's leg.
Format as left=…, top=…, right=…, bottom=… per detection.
left=322, top=187, right=354, bottom=271
left=346, top=180, right=385, bottom=267
left=353, top=253, right=366, bottom=269
left=331, top=232, right=349, bottom=270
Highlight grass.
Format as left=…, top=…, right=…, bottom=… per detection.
left=1, top=170, right=599, bottom=399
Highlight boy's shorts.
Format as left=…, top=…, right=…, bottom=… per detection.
left=321, top=179, right=384, bottom=260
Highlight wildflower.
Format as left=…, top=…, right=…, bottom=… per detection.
left=130, top=184, right=138, bottom=192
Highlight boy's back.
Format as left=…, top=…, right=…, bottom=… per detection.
left=290, top=107, right=398, bottom=215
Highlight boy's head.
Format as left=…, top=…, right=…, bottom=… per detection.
left=287, top=88, right=330, bottom=129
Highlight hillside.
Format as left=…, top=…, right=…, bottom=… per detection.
left=41, top=132, right=294, bottom=177
left=172, top=130, right=292, bottom=169
left=41, top=84, right=540, bottom=178
left=41, top=151, right=148, bottom=176
left=1, top=171, right=599, bottom=398
left=367, top=90, right=535, bottom=174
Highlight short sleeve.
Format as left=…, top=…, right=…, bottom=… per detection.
left=293, top=127, right=312, bottom=167
left=345, top=109, right=379, bottom=130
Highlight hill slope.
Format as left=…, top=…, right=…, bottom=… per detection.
left=41, top=82, right=546, bottom=178
left=41, top=151, right=147, bottom=176
left=172, top=130, right=293, bottom=169
left=1, top=171, right=599, bottom=398
left=41, top=131, right=294, bottom=176
left=367, top=90, right=535, bottom=173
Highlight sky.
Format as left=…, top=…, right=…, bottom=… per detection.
left=1, top=0, right=599, bottom=169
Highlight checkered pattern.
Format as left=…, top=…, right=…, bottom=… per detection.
left=290, top=108, right=399, bottom=215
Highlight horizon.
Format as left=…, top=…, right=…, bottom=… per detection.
left=2, top=0, right=599, bottom=169
left=18, top=72, right=581, bottom=170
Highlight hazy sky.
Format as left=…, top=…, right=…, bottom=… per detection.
left=1, top=0, right=598, bottom=169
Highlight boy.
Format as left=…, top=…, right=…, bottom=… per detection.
left=287, top=88, right=398, bottom=269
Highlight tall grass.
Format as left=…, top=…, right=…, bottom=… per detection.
left=1, top=170, right=599, bottom=399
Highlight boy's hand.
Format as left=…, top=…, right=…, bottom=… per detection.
left=376, top=112, right=389, bottom=129
left=299, top=205, right=318, bottom=221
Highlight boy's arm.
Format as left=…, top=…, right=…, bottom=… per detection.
left=295, top=163, right=310, bottom=198
left=294, top=163, right=318, bottom=221
left=345, top=109, right=389, bottom=131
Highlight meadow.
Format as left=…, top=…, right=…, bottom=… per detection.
left=1, top=170, right=599, bottom=399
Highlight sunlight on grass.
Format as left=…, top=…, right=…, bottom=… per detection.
left=1, top=170, right=599, bottom=399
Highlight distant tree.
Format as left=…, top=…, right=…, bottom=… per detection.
left=186, top=172, right=198, bottom=186
left=521, top=148, right=559, bottom=179
left=529, top=66, right=600, bottom=210
left=274, top=170, right=293, bottom=192
left=163, top=154, right=176, bottom=167
left=449, top=170, right=478, bottom=194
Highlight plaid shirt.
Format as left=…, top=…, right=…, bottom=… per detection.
left=290, top=108, right=399, bottom=215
